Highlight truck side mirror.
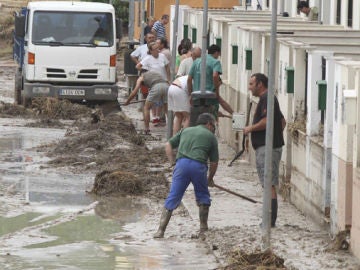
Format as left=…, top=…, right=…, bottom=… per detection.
left=116, top=18, right=122, bottom=40
left=15, top=14, right=26, bottom=38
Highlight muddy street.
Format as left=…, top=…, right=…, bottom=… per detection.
left=0, top=59, right=220, bottom=269
left=1, top=53, right=360, bottom=270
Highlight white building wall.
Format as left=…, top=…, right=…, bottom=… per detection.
left=353, top=0, right=360, bottom=30
left=170, top=5, right=191, bottom=52
left=306, top=52, right=323, bottom=136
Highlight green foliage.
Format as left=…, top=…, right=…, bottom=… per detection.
left=82, top=0, right=129, bottom=25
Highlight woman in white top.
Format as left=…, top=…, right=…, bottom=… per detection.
left=136, top=42, right=170, bottom=82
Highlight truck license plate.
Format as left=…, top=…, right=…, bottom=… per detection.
left=60, top=89, right=85, bottom=96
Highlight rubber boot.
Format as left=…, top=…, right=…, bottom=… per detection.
left=153, top=208, right=172, bottom=238
left=271, top=198, right=278, bottom=227
left=199, top=204, right=209, bottom=233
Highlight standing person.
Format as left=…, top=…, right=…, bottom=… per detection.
left=187, top=44, right=233, bottom=119
left=168, top=75, right=190, bottom=134
left=143, top=16, right=155, bottom=43
left=130, top=33, right=156, bottom=112
left=151, top=14, right=169, bottom=40
left=176, top=46, right=202, bottom=78
left=136, top=42, right=170, bottom=82
left=297, top=1, right=318, bottom=21
left=130, top=33, right=156, bottom=65
left=175, top=38, right=192, bottom=73
left=156, top=37, right=171, bottom=63
left=243, top=73, right=286, bottom=227
left=153, top=113, right=219, bottom=238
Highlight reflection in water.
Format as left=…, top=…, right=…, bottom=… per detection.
left=0, top=128, right=218, bottom=269
left=94, top=196, right=147, bottom=221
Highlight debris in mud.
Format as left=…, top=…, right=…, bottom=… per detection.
left=31, top=97, right=92, bottom=119
left=25, top=118, right=65, bottom=128
left=35, top=100, right=170, bottom=199
left=326, top=230, right=350, bottom=251
left=0, top=101, right=34, bottom=118
left=90, top=169, right=143, bottom=195
left=222, top=249, right=286, bottom=270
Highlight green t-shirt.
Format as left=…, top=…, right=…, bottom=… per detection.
left=188, top=54, right=222, bottom=93
left=168, top=125, right=219, bottom=164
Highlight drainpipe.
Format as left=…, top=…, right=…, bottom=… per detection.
left=318, top=0, right=322, bottom=24
left=279, top=0, right=284, bottom=14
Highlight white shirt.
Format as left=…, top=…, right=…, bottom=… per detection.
left=176, top=57, right=193, bottom=77
left=140, top=53, right=169, bottom=80
left=130, top=44, right=149, bottom=61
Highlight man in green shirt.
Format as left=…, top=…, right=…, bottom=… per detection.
left=154, top=113, right=219, bottom=238
left=187, top=44, right=233, bottom=120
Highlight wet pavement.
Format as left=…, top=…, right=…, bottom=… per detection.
left=0, top=70, right=219, bottom=269
left=2, top=59, right=360, bottom=269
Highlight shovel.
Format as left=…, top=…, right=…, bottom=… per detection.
left=213, top=183, right=260, bottom=204
left=119, top=99, right=145, bottom=106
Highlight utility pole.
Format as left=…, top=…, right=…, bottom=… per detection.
left=261, top=0, right=277, bottom=250
left=167, top=0, right=180, bottom=139
left=199, top=0, right=208, bottom=95
left=128, top=0, right=135, bottom=41
left=140, top=0, right=145, bottom=44
left=189, top=0, right=215, bottom=126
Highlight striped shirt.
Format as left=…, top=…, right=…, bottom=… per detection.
left=152, top=21, right=166, bottom=39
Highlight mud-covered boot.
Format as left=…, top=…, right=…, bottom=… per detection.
left=271, top=198, right=278, bottom=228
left=199, top=204, right=209, bottom=239
left=153, top=208, right=172, bottom=238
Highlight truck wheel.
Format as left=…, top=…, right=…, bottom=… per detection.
left=14, top=69, right=22, bottom=105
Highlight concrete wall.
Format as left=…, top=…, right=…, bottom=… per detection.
left=352, top=168, right=360, bottom=258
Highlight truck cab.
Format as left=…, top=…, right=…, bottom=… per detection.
left=13, top=1, right=122, bottom=106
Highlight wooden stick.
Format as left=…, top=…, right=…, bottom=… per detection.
left=213, top=183, right=260, bottom=204
left=119, top=99, right=145, bottom=105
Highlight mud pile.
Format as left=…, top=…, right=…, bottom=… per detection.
left=28, top=99, right=171, bottom=199
left=31, top=97, right=92, bottom=120
left=91, top=170, right=143, bottom=195
left=0, top=101, right=34, bottom=118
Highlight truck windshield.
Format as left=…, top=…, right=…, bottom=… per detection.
left=32, top=11, right=114, bottom=46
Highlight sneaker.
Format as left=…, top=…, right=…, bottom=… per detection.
left=152, top=118, right=160, bottom=124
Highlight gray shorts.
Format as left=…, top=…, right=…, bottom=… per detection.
left=255, top=146, right=282, bottom=187
left=146, top=82, right=169, bottom=104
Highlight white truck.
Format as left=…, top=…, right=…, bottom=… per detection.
left=13, top=1, right=122, bottom=106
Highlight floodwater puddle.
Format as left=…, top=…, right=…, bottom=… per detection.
left=0, top=122, right=218, bottom=269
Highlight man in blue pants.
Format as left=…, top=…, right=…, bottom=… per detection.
left=153, top=113, right=219, bottom=238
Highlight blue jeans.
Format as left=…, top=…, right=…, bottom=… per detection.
left=164, top=158, right=211, bottom=210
